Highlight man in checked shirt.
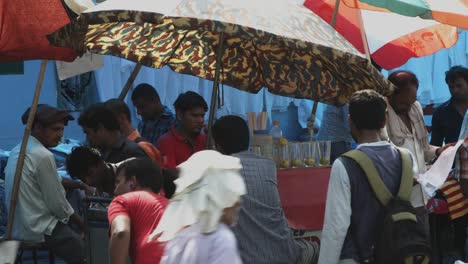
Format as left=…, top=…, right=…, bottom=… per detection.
left=212, top=115, right=319, bottom=264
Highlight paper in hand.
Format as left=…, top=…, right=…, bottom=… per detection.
left=417, top=140, right=464, bottom=198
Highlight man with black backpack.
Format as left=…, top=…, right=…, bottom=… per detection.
left=318, top=90, right=431, bottom=264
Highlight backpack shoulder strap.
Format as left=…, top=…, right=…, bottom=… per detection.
left=396, top=148, right=413, bottom=202
left=342, top=150, right=394, bottom=206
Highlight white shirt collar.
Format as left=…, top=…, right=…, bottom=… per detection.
left=357, top=141, right=391, bottom=149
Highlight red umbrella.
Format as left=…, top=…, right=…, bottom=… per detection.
left=0, top=0, right=92, bottom=247
left=0, top=0, right=79, bottom=62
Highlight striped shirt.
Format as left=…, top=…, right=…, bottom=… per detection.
left=440, top=176, right=468, bottom=220
left=232, top=151, right=302, bottom=264
left=316, top=105, right=353, bottom=142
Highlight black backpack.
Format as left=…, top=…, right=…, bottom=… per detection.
left=342, top=148, right=431, bottom=264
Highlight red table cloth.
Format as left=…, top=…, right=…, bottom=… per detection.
left=277, top=167, right=331, bottom=230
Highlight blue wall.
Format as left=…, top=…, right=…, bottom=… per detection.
left=0, top=61, right=84, bottom=150
left=0, top=61, right=303, bottom=150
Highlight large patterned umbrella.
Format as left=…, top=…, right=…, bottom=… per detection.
left=340, top=0, right=468, bottom=29
left=49, top=0, right=394, bottom=106
left=305, top=0, right=459, bottom=69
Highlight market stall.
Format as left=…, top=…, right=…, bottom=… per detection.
left=250, top=131, right=332, bottom=231
left=277, top=166, right=331, bottom=230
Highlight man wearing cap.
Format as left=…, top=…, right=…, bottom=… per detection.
left=4, top=104, right=85, bottom=264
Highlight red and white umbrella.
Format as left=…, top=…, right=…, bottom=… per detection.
left=305, top=0, right=459, bottom=69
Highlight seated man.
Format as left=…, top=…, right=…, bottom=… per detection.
left=78, top=103, right=147, bottom=163
left=212, top=115, right=319, bottom=264
left=5, top=104, right=84, bottom=263
left=105, top=99, right=162, bottom=166
left=157, top=91, right=207, bottom=168
left=108, top=158, right=170, bottom=264
left=131, top=83, right=176, bottom=145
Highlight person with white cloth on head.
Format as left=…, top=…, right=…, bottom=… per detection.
left=149, top=150, right=246, bottom=264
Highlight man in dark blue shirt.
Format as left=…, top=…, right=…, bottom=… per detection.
left=131, top=83, right=176, bottom=146
left=431, top=66, right=468, bottom=146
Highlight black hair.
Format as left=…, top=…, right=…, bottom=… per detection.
left=445, top=66, right=468, bottom=85
left=173, top=91, right=208, bottom=113
left=66, top=146, right=103, bottom=180
left=161, top=168, right=178, bottom=199
left=116, top=158, right=177, bottom=198
left=105, top=99, right=131, bottom=122
left=349, top=90, right=387, bottom=130
left=212, top=115, right=250, bottom=155
left=131, top=83, right=160, bottom=102
left=388, top=70, right=419, bottom=95
left=78, top=103, right=120, bottom=132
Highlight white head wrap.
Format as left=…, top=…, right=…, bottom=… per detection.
left=63, top=0, right=94, bottom=14
left=149, top=150, right=246, bottom=242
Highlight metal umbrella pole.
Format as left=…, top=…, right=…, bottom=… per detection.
left=118, top=63, right=143, bottom=100
left=206, top=32, right=225, bottom=149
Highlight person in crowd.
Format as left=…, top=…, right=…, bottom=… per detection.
left=319, top=90, right=418, bottom=263
left=383, top=70, right=453, bottom=169
left=381, top=71, right=453, bottom=207
left=78, top=103, right=147, bottom=163
left=431, top=66, right=468, bottom=146
left=5, top=104, right=85, bottom=263
left=157, top=91, right=207, bottom=168
left=66, top=146, right=119, bottom=196
left=316, top=105, right=354, bottom=163
left=150, top=150, right=246, bottom=264
left=108, top=158, right=171, bottom=264
left=131, top=83, right=176, bottom=146
left=105, top=99, right=162, bottom=165
left=66, top=146, right=176, bottom=198
left=212, top=115, right=320, bottom=264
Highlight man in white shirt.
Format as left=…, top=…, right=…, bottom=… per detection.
left=319, top=90, right=418, bottom=263
left=5, top=104, right=85, bottom=263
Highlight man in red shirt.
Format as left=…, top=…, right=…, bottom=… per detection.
left=107, top=158, right=171, bottom=264
left=157, top=91, right=208, bottom=168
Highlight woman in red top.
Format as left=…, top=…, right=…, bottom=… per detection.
left=107, top=158, right=175, bottom=264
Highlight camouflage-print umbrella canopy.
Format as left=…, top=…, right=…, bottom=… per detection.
left=49, top=0, right=394, bottom=105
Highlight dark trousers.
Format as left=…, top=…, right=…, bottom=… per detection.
left=45, top=222, right=85, bottom=264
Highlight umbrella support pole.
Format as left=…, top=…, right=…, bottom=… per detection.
left=331, top=0, right=341, bottom=27
left=118, top=63, right=143, bottom=100
left=309, top=0, right=341, bottom=141
left=4, top=60, right=48, bottom=240
left=356, top=9, right=371, bottom=61
left=206, top=32, right=225, bottom=149
left=308, top=101, right=319, bottom=141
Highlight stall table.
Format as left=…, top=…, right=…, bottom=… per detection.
left=277, top=166, right=331, bottom=231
